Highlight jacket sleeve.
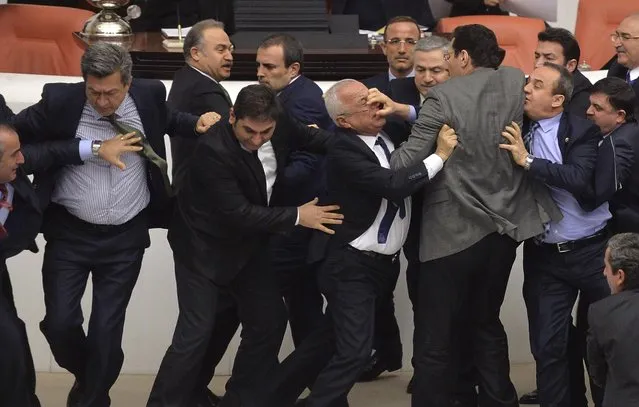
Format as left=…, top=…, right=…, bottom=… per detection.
left=20, top=139, right=84, bottom=175
left=0, top=94, right=14, bottom=122
left=586, top=305, right=608, bottom=388
left=285, top=112, right=335, bottom=154
left=390, top=96, right=444, bottom=169
left=189, top=139, right=298, bottom=236
left=528, top=125, right=600, bottom=196
left=330, top=138, right=432, bottom=203
left=12, top=86, right=53, bottom=145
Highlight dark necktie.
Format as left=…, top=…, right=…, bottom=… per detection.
left=524, top=121, right=539, bottom=152
left=220, top=85, right=232, bottom=106
left=106, top=115, right=173, bottom=197
left=626, top=71, right=634, bottom=85
left=375, top=137, right=405, bottom=244
left=0, top=183, right=13, bottom=239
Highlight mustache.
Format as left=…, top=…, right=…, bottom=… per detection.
left=617, top=46, right=626, bottom=52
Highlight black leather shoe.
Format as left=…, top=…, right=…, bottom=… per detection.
left=66, top=381, right=83, bottom=407
left=519, top=389, right=539, bottom=404
left=357, top=353, right=401, bottom=382
left=406, top=376, right=414, bottom=394
left=195, top=388, right=221, bottom=407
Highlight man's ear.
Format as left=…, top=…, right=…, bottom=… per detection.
left=565, top=59, right=578, bottom=73
left=229, top=108, right=236, bottom=125
left=336, top=116, right=350, bottom=129
left=551, top=94, right=566, bottom=109
left=288, top=62, right=301, bottom=78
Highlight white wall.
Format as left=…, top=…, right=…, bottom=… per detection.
left=0, top=0, right=599, bottom=374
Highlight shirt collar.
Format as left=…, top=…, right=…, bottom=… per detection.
left=87, top=93, right=131, bottom=121
left=537, top=112, right=563, bottom=133
left=629, top=66, right=639, bottom=83
left=388, top=69, right=415, bottom=81
left=188, top=64, right=221, bottom=84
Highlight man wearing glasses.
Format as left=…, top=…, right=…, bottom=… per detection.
left=363, top=16, right=421, bottom=95
left=608, top=13, right=639, bottom=117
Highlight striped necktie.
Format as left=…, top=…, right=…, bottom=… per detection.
left=0, top=183, right=13, bottom=239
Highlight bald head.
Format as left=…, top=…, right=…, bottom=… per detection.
left=0, top=124, right=24, bottom=183
left=614, top=13, right=639, bottom=69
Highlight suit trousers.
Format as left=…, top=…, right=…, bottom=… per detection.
left=0, top=262, right=40, bottom=407
left=150, top=249, right=287, bottom=407
left=271, top=230, right=324, bottom=347
left=412, top=232, right=519, bottom=407
left=523, top=236, right=610, bottom=407
left=39, top=206, right=147, bottom=407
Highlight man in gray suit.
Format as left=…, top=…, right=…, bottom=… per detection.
left=390, top=24, right=560, bottom=407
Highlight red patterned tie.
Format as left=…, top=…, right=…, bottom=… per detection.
left=0, top=183, right=13, bottom=239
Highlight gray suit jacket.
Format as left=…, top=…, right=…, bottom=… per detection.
left=390, top=67, right=561, bottom=262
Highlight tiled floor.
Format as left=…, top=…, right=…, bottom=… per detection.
left=36, top=363, right=543, bottom=407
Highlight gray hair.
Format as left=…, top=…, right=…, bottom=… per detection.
left=81, top=42, right=132, bottom=85
left=608, top=233, right=639, bottom=290
left=543, top=62, right=574, bottom=107
left=323, top=79, right=360, bottom=124
left=183, top=19, right=225, bottom=60
left=415, top=35, right=451, bottom=55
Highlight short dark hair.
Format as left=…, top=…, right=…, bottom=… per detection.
left=591, top=77, right=637, bottom=122
left=537, top=27, right=581, bottom=64
left=383, top=16, right=421, bottom=41
left=81, top=42, right=132, bottom=85
left=233, top=84, right=282, bottom=122
left=608, top=233, right=639, bottom=291
left=452, top=24, right=505, bottom=69
left=258, top=33, right=304, bottom=71
left=183, top=19, right=225, bottom=60
left=543, top=62, right=574, bottom=107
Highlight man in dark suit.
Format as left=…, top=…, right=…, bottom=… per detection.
left=165, top=19, right=236, bottom=407
left=169, top=19, right=234, bottom=190
left=257, top=33, right=331, bottom=348
left=445, top=0, right=507, bottom=17
left=331, top=0, right=434, bottom=31
left=587, top=232, right=639, bottom=407
left=584, top=77, right=639, bottom=233
left=148, top=84, right=341, bottom=407
left=520, top=26, right=596, bottom=406
left=608, top=13, right=639, bottom=117
left=363, top=16, right=421, bottom=95
left=500, top=63, right=611, bottom=407
left=12, top=43, right=217, bottom=407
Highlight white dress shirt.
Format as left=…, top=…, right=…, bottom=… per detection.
left=0, top=184, right=14, bottom=226
left=629, top=66, right=639, bottom=83
left=52, top=94, right=150, bottom=225
left=257, top=141, right=277, bottom=204
left=349, top=133, right=443, bottom=254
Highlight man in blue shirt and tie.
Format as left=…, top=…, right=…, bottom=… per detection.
left=500, top=62, right=611, bottom=407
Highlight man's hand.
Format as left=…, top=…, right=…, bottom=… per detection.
left=367, top=88, right=398, bottom=118
left=484, top=0, right=501, bottom=6
left=99, top=132, right=143, bottom=170
left=434, top=124, right=458, bottom=161
left=498, top=121, right=529, bottom=167
left=298, top=197, right=344, bottom=235
left=196, top=111, right=222, bottom=133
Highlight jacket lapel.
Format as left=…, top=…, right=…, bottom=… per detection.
left=10, top=171, right=40, bottom=214
left=556, top=113, right=570, bottom=158
left=225, top=123, right=268, bottom=204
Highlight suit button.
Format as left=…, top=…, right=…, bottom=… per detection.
left=565, top=137, right=569, bottom=143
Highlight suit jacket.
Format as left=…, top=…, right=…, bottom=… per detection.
left=168, top=64, right=233, bottom=191
left=270, top=75, right=333, bottom=208
left=1, top=140, right=83, bottom=260
left=391, top=66, right=561, bottom=262
left=309, top=129, right=433, bottom=261
left=445, top=0, right=507, bottom=16
left=168, top=113, right=333, bottom=285
left=566, top=69, right=593, bottom=118
left=526, top=113, right=602, bottom=200
left=587, top=289, right=639, bottom=407
left=383, top=77, right=420, bottom=146
left=12, top=79, right=199, bottom=229
left=332, top=0, right=435, bottom=29
left=0, top=94, right=13, bottom=122
left=580, top=122, right=639, bottom=232
left=363, top=72, right=391, bottom=96
left=608, top=60, right=639, bottom=118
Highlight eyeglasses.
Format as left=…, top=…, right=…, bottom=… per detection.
left=385, top=38, right=418, bottom=47
left=610, top=32, right=639, bottom=42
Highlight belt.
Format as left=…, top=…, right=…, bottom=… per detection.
left=346, top=245, right=399, bottom=263
left=49, top=203, right=146, bottom=234
left=540, top=229, right=608, bottom=254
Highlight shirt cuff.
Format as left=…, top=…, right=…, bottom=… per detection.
left=295, top=208, right=300, bottom=225
left=423, top=154, right=444, bottom=179
left=79, top=140, right=93, bottom=161
left=408, top=105, right=417, bottom=123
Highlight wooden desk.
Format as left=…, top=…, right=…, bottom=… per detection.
left=76, top=32, right=388, bottom=81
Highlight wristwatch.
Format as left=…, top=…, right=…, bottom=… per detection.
left=523, top=154, right=534, bottom=170
left=91, top=140, right=103, bottom=157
